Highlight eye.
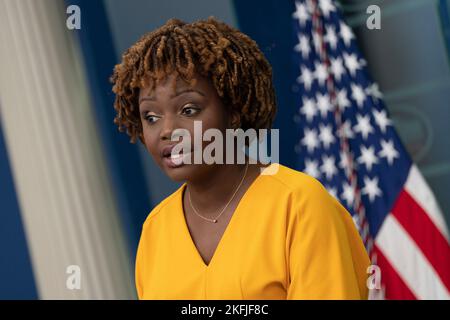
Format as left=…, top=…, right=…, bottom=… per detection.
left=181, top=104, right=200, bottom=116
left=143, top=113, right=160, bottom=124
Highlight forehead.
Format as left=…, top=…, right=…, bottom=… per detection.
left=139, top=73, right=213, bottom=98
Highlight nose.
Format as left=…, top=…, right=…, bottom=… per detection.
left=159, top=114, right=177, bottom=141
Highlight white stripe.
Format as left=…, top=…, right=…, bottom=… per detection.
left=376, top=214, right=450, bottom=299
left=405, top=165, right=449, bottom=241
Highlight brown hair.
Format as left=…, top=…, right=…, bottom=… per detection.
left=110, top=16, right=277, bottom=143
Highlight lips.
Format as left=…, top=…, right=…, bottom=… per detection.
left=161, top=144, right=177, bottom=158
left=161, top=144, right=191, bottom=168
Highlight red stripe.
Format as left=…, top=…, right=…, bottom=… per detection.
left=372, top=244, right=417, bottom=299
left=391, top=189, right=450, bottom=291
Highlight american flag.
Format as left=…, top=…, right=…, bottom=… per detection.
left=291, top=0, right=450, bottom=299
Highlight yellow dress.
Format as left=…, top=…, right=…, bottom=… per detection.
left=135, top=163, right=371, bottom=299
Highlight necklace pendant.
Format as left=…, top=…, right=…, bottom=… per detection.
left=188, top=161, right=248, bottom=226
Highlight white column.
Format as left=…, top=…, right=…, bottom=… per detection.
left=0, top=0, right=135, bottom=299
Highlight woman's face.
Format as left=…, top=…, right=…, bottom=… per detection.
left=138, top=73, right=235, bottom=182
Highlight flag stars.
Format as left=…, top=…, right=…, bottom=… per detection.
left=379, top=139, right=399, bottom=165
left=319, top=123, right=336, bottom=149
left=299, top=97, right=317, bottom=122
left=319, top=0, right=336, bottom=17
left=301, top=128, right=319, bottom=152
left=336, top=88, right=351, bottom=110
left=358, top=145, right=379, bottom=171
left=304, top=159, right=321, bottom=178
left=341, top=181, right=355, bottom=207
left=294, top=34, right=311, bottom=59
left=353, top=114, right=374, bottom=140
left=324, top=25, right=338, bottom=50
left=343, top=53, right=362, bottom=76
left=330, top=57, right=346, bottom=82
left=367, top=83, right=383, bottom=100
left=351, top=83, right=366, bottom=108
left=292, top=9, right=398, bottom=212
left=321, top=155, right=337, bottom=179
left=297, top=66, right=314, bottom=91
left=373, top=109, right=392, bottom=133
left=292, top=1, right=311, bottom=26
left=339, top=22, right=355, bottom=47
left=362, top=176, right=382, bottom=202
left=316, top=92, right=333, bottom=117
left=314, top=61, right=328, bottom=86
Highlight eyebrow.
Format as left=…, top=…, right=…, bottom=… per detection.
left=139, top=88, right=205, bottom=104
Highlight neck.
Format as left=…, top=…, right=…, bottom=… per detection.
left=186, top=158, right=254, bottom=215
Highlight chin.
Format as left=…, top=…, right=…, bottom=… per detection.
left=161, top=163, right=196, bottom=182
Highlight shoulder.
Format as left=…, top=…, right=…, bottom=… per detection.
left=142, top=183, right=185, bottom=229
left=262, top=163, right=347, bottom=224
left=261, top=163, right=330, bottom=200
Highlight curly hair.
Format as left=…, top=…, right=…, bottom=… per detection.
left=110, top=16, right=277, bottom=143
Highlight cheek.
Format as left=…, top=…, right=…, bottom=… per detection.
left=200, top=106, right=230, bottom=132
left=142, top=127, right=159, bottom=159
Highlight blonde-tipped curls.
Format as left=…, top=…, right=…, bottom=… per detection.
left=110, top=16, right=277, bottom=143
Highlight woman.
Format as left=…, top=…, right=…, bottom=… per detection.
left=110, top=17, right=370, bottom=300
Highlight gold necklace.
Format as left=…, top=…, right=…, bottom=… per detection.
left=188, top=161, right=249, bottom=223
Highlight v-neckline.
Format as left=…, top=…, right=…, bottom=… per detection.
left=177, top=165, right=270, bottom=269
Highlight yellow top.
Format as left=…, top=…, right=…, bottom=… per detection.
left=135, top=163, right=371, bottom=299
